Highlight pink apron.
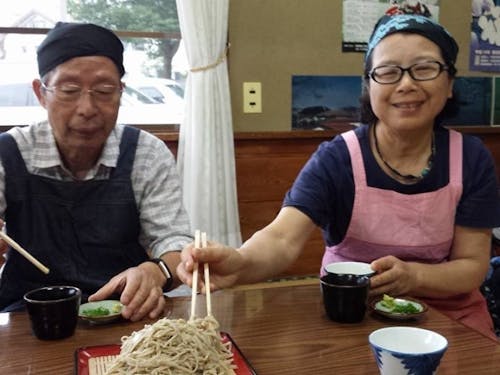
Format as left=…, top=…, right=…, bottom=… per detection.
left=321, top=129, right=496, bottom=341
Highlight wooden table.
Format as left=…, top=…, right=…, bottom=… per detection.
left=1, top=283, right=499, bottom=374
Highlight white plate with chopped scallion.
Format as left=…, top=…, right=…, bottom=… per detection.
left=371, top=294, right=427, bottom=320
left=78, top=300, right=123, bottom=324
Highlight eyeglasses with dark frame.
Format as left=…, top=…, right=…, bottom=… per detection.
left=366, top=61, right=449, bottom=85
left=41, top=82, right=123, bottom=103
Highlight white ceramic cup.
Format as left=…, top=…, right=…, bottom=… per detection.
left=369, top=326, right=448, bottom=375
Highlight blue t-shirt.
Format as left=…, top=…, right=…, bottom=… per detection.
left=283, top=125, right=500, bottom=247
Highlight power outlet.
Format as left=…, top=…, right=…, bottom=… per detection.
left=243, top=82, right=262, bottom=113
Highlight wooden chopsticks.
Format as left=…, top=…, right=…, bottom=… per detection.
left=202, top=231, right=212, bottom=317
left=189, top=229, right=212, bottom=321
left=0, top=231, right=50, bottom=274
left=190, top=231, right=200, bottom=320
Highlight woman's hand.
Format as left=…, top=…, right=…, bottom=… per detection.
left=177, top=241, right=245, bottom=293
left=369, top=255, right=418, bottom=297
left=369, top=226, right=492, bottom=299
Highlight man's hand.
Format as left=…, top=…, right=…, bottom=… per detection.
left=0, top=239, right=7, bottom=257
left=0, top=219, right=7, bottom=258
left=88, top=262, right=166, bottom=322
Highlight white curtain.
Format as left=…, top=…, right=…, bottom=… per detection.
left=175, top=0, right=242, bottom=247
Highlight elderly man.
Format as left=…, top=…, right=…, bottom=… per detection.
left=0, top=22, right=192, bottom=321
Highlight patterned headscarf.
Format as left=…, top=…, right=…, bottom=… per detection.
left=37, top=22, right=125, bottom=77
left=365, top=14, right=459, bottom=67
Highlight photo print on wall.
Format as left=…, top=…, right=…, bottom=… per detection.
left=292, top=75, right=362, bottom=130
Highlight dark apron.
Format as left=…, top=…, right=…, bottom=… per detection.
left=0, top=126, right=148, bottom=311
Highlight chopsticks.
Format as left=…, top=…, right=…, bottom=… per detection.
left=190, top=231, right=200, bottom=320
left=0, top=231, right=50, bottom=274
left=189, top=229, right=212, bottom=321
left=202, top=231, right=212, bottom=317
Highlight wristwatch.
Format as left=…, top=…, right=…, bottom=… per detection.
left=146, top=258, right=174, bottom=291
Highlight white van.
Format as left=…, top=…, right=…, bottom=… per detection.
left=124, top=77, right=185, bottom=103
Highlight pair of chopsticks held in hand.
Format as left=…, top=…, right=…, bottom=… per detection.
left=189, top=229, right=211, bottom=321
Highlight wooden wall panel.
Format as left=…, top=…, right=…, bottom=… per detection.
left=238, top=201, right=281, bottom=240
left=236, top=156, right=306, bottom=202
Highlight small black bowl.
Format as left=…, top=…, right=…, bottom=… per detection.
left=24, top=285, right=81, bottom=340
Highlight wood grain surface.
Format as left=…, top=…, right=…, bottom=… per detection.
left=1, top=283, right=499, bottom=374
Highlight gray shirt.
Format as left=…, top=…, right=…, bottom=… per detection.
left=0, top=122, right=192, bottom=257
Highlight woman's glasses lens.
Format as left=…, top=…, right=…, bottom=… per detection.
left=369, top=61, right=447, bottom=84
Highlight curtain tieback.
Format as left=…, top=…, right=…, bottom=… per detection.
left=190, top=43, right=231, bottom=72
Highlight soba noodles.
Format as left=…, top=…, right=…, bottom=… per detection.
left=104, top=315, right=236, bottom=375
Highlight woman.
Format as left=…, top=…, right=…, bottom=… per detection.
left=178, top=15, right=500, bottom=340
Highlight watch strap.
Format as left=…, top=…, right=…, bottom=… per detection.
left=146, top=258, right=173, bottom=291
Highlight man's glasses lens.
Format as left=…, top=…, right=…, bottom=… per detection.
left=42, top=83, right=121, bottom=102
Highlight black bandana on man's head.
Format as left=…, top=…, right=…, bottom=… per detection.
left=365, top=15, right=459, bottom=67
left=37, top=22, right=125, bottom=77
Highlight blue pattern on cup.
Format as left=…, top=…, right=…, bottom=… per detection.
left=393, top=352, right=442, bottom=375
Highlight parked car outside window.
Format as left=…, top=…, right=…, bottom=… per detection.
left=124, top=77, right=185, bottom=105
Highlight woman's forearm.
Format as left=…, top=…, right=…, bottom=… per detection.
left=235, top=207, right=316, bottom=285
left=411, top=258, right=489, bottom=298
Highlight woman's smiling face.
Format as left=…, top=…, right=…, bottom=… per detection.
left=368, top=33, right=454, bottom=132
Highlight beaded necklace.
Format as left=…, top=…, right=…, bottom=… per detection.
left=372, top=124, right=435, bottom=182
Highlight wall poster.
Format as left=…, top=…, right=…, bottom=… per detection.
left=470, top=0, right=500, bottom=72
left=342, top=0, right=441, bottom=53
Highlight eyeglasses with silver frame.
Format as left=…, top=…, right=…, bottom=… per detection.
left=41, top=82, right=123, bottom=103
left=367, top=61, right=449, bottom=85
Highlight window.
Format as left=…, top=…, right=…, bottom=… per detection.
left=0, top=0, right=185, bottom=129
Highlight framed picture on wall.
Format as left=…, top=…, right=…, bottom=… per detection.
left=441, top=77, right=492, bottom=126
left=292, top=75, right=362, bottom=130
